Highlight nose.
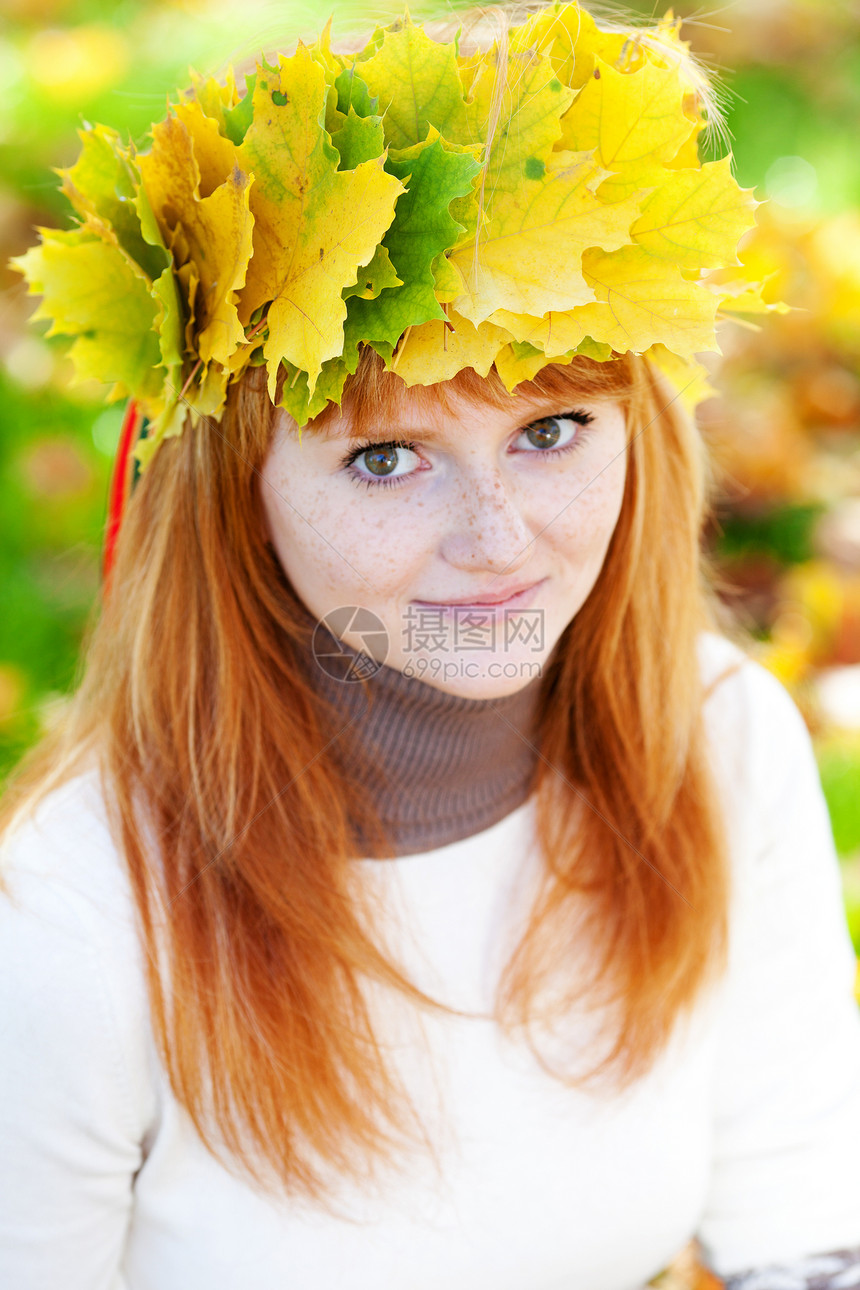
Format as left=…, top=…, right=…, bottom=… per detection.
left=438, top=466, right=535, bottom=576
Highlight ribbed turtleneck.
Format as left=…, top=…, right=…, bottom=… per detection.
left=300, top=605, right=545, bottom=858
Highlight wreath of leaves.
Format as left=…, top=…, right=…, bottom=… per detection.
left=11, top=3, right=782, bottom=471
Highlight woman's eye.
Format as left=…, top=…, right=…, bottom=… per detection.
left=515, top=411, right=594, bottom=454
left=341, top=439, right=421, bottom=489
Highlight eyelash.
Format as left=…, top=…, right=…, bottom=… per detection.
left=338, top=410, right=597, bottom=491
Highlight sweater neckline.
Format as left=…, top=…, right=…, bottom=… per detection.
left=299, top=604, right=545, bottom=858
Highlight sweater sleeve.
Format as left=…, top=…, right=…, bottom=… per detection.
left=0, top=777, right=157, bottom=1290
left=695, top=658, right=860, bottom=1282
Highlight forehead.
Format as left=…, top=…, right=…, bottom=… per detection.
left=292, top=381, right=613, bottom=445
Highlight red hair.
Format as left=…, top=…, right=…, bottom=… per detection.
left=1, top=349, right=738, bottom=1205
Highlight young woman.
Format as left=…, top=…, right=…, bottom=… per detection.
left=3, top=4, right=860, bottom=1288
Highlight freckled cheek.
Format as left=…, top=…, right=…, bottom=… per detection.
left=260, top=476, right=343, bottom=597
left=267, top=483, right=434, bottom=603
left=540, top=462, right=626, bottom=561
left=342, top=515, right=435, bottom=600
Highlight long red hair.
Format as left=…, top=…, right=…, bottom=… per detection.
left=0, top=348, right=741, bottom=1203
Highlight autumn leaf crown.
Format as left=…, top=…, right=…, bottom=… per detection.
left=11, top=2, right=778, bottom=472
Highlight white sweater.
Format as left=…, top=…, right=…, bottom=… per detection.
left=2, top=632, right=860, bottom=1290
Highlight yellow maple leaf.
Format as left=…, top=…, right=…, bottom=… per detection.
left=703, top=268, right=792, bottom=316
left=450, top=148, right=639, bottom=325
left=463, top=47, right=573, bottom=199
left=176, top=258, right=198, bottom=354
left=666, top=126, right=703, bottom=170
left=392, top=309, right=512, bottom=386
left=307, top=17, right=341, bottom=84
left=188, top=65, right=240, bottom=129
left=559, top=56, right=696, bottom=201
left=631, top=157, right=758, bottom=270
left=569, top=244, right=721, bottom=359
left=11, top=229, right=165, bottom=400
left=508, top=2, right=629, bottom=91
left=134, top=347, right=231, bottom=473
left=54, top=124, right=166, bottom=281
left=172, top=99, right=243, bottom=198
left=448, top=48, right=638, bottom=326
left=495, top=341, right=574, bottom=391
left=188, top=358, right=229, bottom=416
left=642, top=343, right=716, bottom=413
left=236, top=43, right=405, bottom=396
left=480, top=306, right=587, bottom=356
left=138, top=111, right=255, bottom=367
left=430, top=250, right=463, bottom=303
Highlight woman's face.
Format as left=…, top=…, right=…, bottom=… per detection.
left=259, top=378, right=628, bottom=699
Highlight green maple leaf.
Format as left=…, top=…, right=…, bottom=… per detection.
left=331, top=107, right=386, bottom=169
left=334, top=66, right=378, bottom=118
left=151, top=265, right=185, bottom=377
left=132, top=180, right=186, bottom=402
left=223, top=74, right=257, bottom=145
left=188, top=65, right=244, bottom=134
left=279, top=356, right=350, bottom=426
left=342, top=244, right=402, bottom=299
left=343, top=127, right=481, bottom=358
left=574, top=336, right=614, bottom=362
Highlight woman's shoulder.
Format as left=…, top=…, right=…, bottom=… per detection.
left=696, top=628, right=816, bottom=793
left=698, top=626, right=794, bottom=711
left=695, top=630, right=847, bottom=959
left=0, top=765, right=137, bottom=934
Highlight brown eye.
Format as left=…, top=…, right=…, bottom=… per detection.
left=341, top=438, right=422, bottom=488
left=514, top=410, right=596, bottom=459
left=524, top=417, right=563, bottom=449
left=363, top=446, right=400, bottom=477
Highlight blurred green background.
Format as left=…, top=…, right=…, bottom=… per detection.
left=1, top=0, right=859, bottom=945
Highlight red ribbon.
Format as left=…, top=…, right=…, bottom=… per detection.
left=102, top=399, right=142, bottom=590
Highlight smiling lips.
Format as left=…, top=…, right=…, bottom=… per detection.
left=413, top=578, right=546, bottom=608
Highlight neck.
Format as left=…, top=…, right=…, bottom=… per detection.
left=299, top=605, right=545, bottom=858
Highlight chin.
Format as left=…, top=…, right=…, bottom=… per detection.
left=394, top=652, right=546, bottom=701
left=448, top=676, right=542, bottom=701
